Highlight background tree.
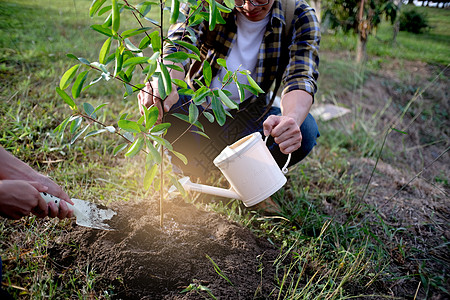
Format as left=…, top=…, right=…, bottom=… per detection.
left=322, top=0, right=398, bottom=62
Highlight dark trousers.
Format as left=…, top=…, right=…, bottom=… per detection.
left=163, top=95, right=320, bottom=181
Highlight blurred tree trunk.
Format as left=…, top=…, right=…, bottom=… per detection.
left=393, top=0, right=402, bottom=43
left=356, top=0, right=367, bottom=63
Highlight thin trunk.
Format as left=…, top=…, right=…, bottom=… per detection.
left=356, top=34, right=367, bottom=63
left=393, top=0, right=402, bottom=44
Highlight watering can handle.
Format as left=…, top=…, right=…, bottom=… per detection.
left=264, top=135, right=291, bottom=174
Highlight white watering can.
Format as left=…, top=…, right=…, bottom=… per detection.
left=171, top=132, right=291, bottom=207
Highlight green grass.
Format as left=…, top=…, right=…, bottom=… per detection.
left=0, top=0, right=449, bottom=298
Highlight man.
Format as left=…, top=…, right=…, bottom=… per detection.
left=138, top=0, right=320, bottom=182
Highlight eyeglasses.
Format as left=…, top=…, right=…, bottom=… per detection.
left=235, top=0, right=270, bottom=8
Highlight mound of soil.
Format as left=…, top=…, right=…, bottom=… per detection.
left=49, top=198, right=280, bottom=299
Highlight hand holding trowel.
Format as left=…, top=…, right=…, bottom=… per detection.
left=40, top=192, right=116, bottom=231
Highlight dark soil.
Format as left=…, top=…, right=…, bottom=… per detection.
left=49, top=198, right=280, bottom=299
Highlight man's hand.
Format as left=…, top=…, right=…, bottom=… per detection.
left=263, top=115, right=302, bottom=154
left=0, top=180, right=73, bottom=220
left=0, top=180, right=49, bottom=219
left=137, top=81, right=179, bottom=122
left=28, top=173, right=73, bottom=219
left=138, top=62, right=185, bottom=121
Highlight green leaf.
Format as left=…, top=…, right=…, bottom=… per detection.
left=191, top=130, right=210, bottom=139
left=124, top=38, right=141, bottom=52
left=70, top=117, right=82, bottom=134
left=203, top=61, right=212, bottom=87
left=122, top=56, right=149, bottom=69
left=147, top=134, right=173, bottom=151
left=84, top=128, right=107, bottom=139
left=144, top=164, right=158, bottom=190
left=217, top=0, right=233, bottom=11
left=170, top=0, right=180, bottom=24
left=102, top=12, right=112, bottom=27
left=203, top=111, right=214, bottom=123
left=173, top=40, right=201, bottom=57
left=159, top=63, right=172, bottom=96
left=166, top=64, right=184, bottom=73
left=98, top=4, right=112, bottom=15
left=145, top=140, right=162, bottom=164
left=170, top=150, right=188, bottom=165
left=114, top=47, right=124, bottom=76
left=246, top=75, right=264, bottom=94
left=118, top=119, right=141, bottom=133
left=187, top=53, right=201, bottom=61
left=144, top=51, right=159, bottom=80
left=208, top=0, right=217, bottom=30
left=83, top=102, right=96, bottom=118
left=217, top=58, right=227, bottom=68
left=90, top=62, right=108, bottom=74
left=164, top=52, right=189, bottom=64
left=113, top=143, right=128, bottom=156
left=192, top=86, right=210, bottom=105
left=105, top=125, right=116, bottom=133
left=169, top=174, right=187, bottom=197
left=392, top=128, right=408, bottom=135
left=150, top=122, right=171, bottom=134
left=236, top=81, right=245, bottom=102
left=90, top=24, right=113, bottom=37
left=218, top=89, right=238, bottom=110
left=172, top=113, right=205, bottom=131
left=90, top=0, right=107, bottom=17
left=99, top=37, right=112, bottom=64
left=139, top=35, right=151, bottom=49
left=149, top=31, right=161, bottom=52
left=156, top=73, right=167, bottom=99
left=53, top=116, right=71, bottom=134
left=189, top=103, right=199, bottom=124
left=93, top=103, right=109, bottom=115
left=111, top=0, right=120, bottom=35
left=211, top=94, right=226, bottom=126
left=121, top=27, right=152, bottom=39
left=71, top=70, right=89, bottom=99
left=223, top=0, right=235, bottom=9
left=60, top=64, right=80, bottom=90
left=145, top=106, right=159, bottom=130
left=70, top=124, right=90, bottom=145
left=125, top=137, right=144, bottom=157
left=172, top=78, right=187, bottom=89
left=138, top=2, right=154, bottom=16
left=55, top=87, right=77, bottom=110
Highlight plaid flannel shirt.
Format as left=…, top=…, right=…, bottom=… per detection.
left=165, top=0, right=320, bottom=100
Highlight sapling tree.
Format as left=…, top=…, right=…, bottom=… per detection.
left=54, top=0, right=264, bottom=225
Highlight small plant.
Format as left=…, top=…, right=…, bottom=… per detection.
left=399, top=9, right=429, bottom=34
left=181, top=281, right=218, bottom=299
left=53, top=0, right=264, bottom=225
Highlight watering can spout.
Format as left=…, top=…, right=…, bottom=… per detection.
left=172, top=177, right=242, bottom=200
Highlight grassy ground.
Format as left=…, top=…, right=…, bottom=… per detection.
left=1, top=0, right=449, bottom=299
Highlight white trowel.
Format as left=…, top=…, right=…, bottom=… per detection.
left=40, top=192, right=116, bottom=231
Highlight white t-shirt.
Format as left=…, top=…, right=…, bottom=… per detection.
left=210, top=11, right=270, bottom=107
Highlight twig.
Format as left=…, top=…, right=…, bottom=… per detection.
left=388, top=146, right=450, bottom=201
left=361, top=127, right=391, bottom=202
